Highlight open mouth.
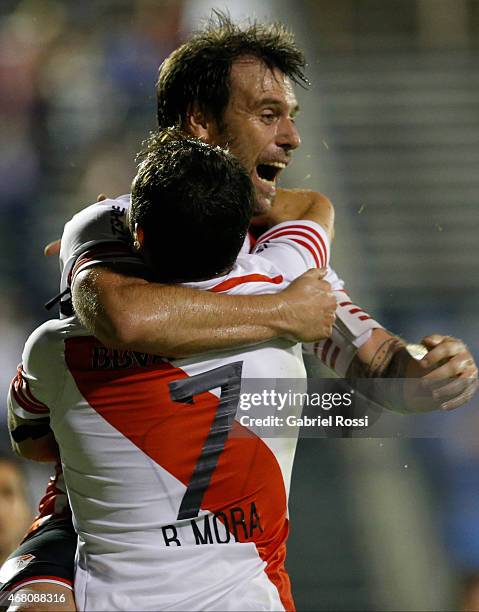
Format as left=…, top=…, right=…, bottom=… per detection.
left=256, top=162, right=286, bottom=185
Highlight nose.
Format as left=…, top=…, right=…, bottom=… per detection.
left=276, top=117, right=301, bottom=151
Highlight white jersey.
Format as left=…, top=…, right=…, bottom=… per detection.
left=10, top=220, right=330, bottom=611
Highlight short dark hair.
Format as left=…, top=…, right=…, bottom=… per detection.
left=130, top=129, right=254, bottom=283
left=156, top=12, right=308, bottom=129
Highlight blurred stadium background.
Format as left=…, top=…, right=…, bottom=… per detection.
left=1, top=0, right=478, bottom=610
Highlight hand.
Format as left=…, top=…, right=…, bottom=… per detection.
left=419, top=334, right=478, bottom=410
left=349, top=332, right=477, bottom=413
left=44, top=194, right=108, bottom=257
left=44, top=239, right=61, bottom=257
left=278, top=268, right=337, bottom=342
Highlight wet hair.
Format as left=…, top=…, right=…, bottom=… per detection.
left=130, top=128, right=254, bottom=283
left=156, top=11, right=308, bottom=129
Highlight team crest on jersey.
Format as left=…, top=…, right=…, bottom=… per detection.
left=0, top=554, right=35, bottom=584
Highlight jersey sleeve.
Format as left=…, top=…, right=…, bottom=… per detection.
left=59, top=197, right=145, bottom=315
left=252, top=223, right=385, bottom=376
left=323, top=266, right=344, bottom=291
left=8, top=322, right=65, bottom=422
left=252, top=220, right=330, bottom=282
left=302, top=288, right=384, bottom=377
left=252, top=220, right=382, bottom=369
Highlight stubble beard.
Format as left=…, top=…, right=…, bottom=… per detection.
left=216, top=127, right=273, bottom=216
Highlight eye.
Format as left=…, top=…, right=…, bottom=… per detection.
left=261, top=111, right=276, bottom=124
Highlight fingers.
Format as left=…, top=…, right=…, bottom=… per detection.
left=283, top=268, right=338, bottom=341
left=295, top=269, right=332, bottom=292
left=44, top=239, right=61, bottom=257
left=422, top=352, right=475, bottom=383
left=300, top=267, right=327, bottom=279
left=421, top=337, right=469, bottom=369
left=426, top=369, right=477, bottom=407
left=440, top=379, right=479, bottom=411
left=319, top=310, right=336, bottom=338
left=421, top=334, right=446, bottom=348
left=416, top=334, right=479, bottom=410
left=429, top=371, right=475, bottom=401
left=422, top=369, right=478, bottom=411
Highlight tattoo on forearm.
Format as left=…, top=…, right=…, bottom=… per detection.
left=381, top=346, right=412, bottom=379
left=346, top=337, right=406, bottom=380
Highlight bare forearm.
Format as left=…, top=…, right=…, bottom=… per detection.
left=73, top=266, right=336, bottom=356
left=348, top=330, right=423, bottom=382
left=73, top=268, right=289, bottom=356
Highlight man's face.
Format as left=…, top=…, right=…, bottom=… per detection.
left=206, top=57, right=301, bottom=214
left=0, top=462, right=31, bottom=560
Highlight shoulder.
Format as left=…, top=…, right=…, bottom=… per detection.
left=23, top=318, right=83, bottom=372
left=59, top=195, right=141, bottom=292
left=65, top=194, right=130, bottom=225
left=61, top=195, right=131, bottom=258
left=252, top=219, right=330, bottom=279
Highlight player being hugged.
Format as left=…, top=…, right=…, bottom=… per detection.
left=7, top=129, right=336, bottom=612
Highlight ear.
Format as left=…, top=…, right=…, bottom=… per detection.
left=133, top=224, right=145, bottom=251
left=186, top=104, right=216, bottom=141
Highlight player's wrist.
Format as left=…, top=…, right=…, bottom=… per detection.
left=269, top=293, right=299, bottom=340
left=362, top=343, right=439, bottom=414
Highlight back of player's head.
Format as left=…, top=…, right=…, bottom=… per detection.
left=156, top=11, right=307, bottom=129
left=130, top=128, right=254, bottom=283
